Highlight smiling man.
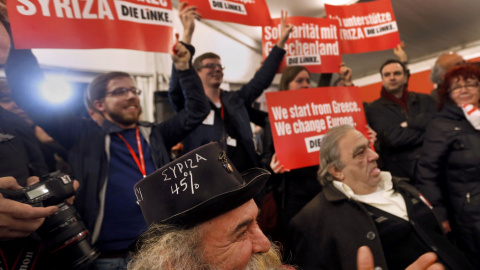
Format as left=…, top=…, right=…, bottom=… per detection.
left=365, top=59, right=436, bottom=182
left=289, top=125, right=473, bottom=270
left=168, top=4, right=293, bottom=173
left=129, top=142, right=287, bottom=270
left=4, top=19, right=210, bottom=268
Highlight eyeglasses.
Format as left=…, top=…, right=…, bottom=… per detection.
left=105, top=87, right=142, bottom=97
left=449, top=82, right=479, bottom=94
left=198, top=63, right=225, bottom=70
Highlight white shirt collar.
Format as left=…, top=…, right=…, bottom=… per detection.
left=332, top=171, right=393, bottom=198
left=332, top=171, right=408, bottom=220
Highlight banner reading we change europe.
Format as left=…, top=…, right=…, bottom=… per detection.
left=325, top=0, right=400, bottom=54
left=266, top=87, right=369, bottom=170
left=262, top=16, right=342, bottom=74
left=182, top=0, right=271, bottom=26
left=8, top=0, right=174, bottom=52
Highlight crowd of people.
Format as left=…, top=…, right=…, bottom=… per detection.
left=1, top=1, right=480, bottom=269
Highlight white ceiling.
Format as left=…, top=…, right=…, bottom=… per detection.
left=172, top=0, right=480, bottom=79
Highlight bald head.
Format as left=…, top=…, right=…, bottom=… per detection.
left=437, top=52, right=464, bottom=70
left=430, top=52, right=465, bottom=84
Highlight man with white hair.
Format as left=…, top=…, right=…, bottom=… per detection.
left=129, top=142, right=287, bottom=270
left=290, top=125, right=473, bottom=270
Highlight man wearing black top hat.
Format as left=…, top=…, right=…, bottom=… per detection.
left=129, top=142, right=287, bottom=269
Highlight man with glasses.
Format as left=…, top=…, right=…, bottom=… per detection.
left=365, top=59, right=436, bottom=182
left=4, top=15, right=210, bottom=268
left=169, top=3, right=293, bottom=172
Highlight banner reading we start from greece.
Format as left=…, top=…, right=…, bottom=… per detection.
left=182, top=0, right=271, bottom=26
left=266, top=87, right=368, bottom=170
left=8, top=0, right=174, bottom=52
left=262, top=16, right=341, bottom=74
left=325, top=0, right=400, bottom=54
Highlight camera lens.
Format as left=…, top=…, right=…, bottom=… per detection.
left=36, top=203, right=99, bottom=269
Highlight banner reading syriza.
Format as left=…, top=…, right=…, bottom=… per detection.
left=325, top=0, right=400, bottom=54
left=181, top=0, right=271, bottom=26
left=265, top=87, right=369, bottom=170
left=7, top=0, right=174, bottom=52
left=262, top=16, right=341, bottom=74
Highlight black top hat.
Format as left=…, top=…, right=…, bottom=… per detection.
left=134, top=142, right=270, bottom=228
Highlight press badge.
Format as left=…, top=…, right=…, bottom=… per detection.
left=227, top=136, right=237, bottom=147
left=203, top=110, right=215, bottom=125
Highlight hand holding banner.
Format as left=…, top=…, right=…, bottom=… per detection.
left=263, top=16, right=342, bottom=74
left=8, top=0, right=174, bottom=52
left=266, top=87, right=369, bottom=170
left=325, top=0, right=400, bottom=54
left=182, top=0, right=271, bottom=26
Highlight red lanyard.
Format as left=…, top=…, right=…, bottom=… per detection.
left=116, top=126, right=146, bottom=178
left=220, top=98, right=225, bottom=120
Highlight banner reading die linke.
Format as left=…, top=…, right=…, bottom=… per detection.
left=182, top=0, right=271, bottom=26
left=266, top=87, right=369, bottom=170
left=8, top=0, right=174, bottom=52
left=324, top=0, right=401, bottom=54
left=263, top=17, right=342, bottom=74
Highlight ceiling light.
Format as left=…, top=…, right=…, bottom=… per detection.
left=40, top=78, right=73, bottom=104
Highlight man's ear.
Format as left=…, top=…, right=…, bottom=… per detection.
left=94, top=99, right=105, bottom=113
left=328, top=166, right=344, bottom=181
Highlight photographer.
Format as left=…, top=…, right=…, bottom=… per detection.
left=0, top=11, right=81, bottom=265
left=0, top=106, right=58, bottom=269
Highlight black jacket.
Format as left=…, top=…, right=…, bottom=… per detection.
left=5, top=44, right=210, bottom=243
left=416, top=102, right=480, bottom=268
left=289, top=176, right=470, bottom=270
left=169, top=45, right=286, bottom=171
left=366, top=91, right=436, bottom=180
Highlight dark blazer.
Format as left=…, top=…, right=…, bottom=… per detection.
left=289, top=177, right=471, bottom=270
left=366, top=92, right=436, bottom=180
left=290, top=181, right=388, bottom=270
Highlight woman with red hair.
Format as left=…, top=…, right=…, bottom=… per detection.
left=416, top=63, right=480, bottom=269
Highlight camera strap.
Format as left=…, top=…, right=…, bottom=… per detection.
left=0, top=241, right=42, bottom=270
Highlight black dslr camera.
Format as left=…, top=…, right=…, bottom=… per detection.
left=1, top=171, right=99, bottom=269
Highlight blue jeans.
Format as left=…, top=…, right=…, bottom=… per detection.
left=93, top=257, right=129, bottom=270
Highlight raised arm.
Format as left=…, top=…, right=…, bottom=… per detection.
left=275, top=10, right=293, bottom=49
left=236, top=10, right=293, bottom=105
left=168, top=2, right=199, bottom=112
left=394, top=42, right=410, bottom=79
left=3, top=15, right=89, bottom=150
left=160, top=41, right=209, bottom=148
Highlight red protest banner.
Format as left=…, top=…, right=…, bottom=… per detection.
left=266, top=87, right=369, bottom=170
left=263, top=16, right=341, bottom=74
left=7, top=0, right=174, bottom=52
left=182, top=0, right=271, bottom=26
left=325, top=0, right=400, bottom=54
